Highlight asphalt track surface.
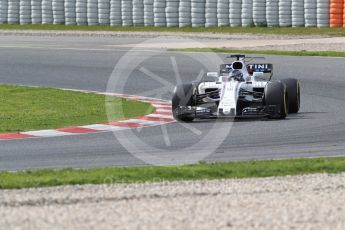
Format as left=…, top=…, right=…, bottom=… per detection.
left=1, top=35, right=345, bottom=171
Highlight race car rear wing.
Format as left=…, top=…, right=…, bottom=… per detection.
left=247, top=64, right=273, bottom=81
left=219, top=63, right=273, bottom=81
left=220, top=63, right=273, bottom=75
left=246, top=64, right=273, bottom=74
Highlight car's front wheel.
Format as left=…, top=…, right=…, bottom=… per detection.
left=172, top=83, right=195, bottom=122
left=264, top=81, right=288, bottom=119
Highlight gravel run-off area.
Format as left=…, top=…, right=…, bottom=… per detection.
left=1, top=173, right=345, bottom=230
left=0, top=30, right=345, bottom=51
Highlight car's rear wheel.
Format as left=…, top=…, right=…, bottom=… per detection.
left=281, top=78, right=300, bottom=113
left=172, top=83, right=195, bottom=122
left=265, top=81, right=288, bottom=119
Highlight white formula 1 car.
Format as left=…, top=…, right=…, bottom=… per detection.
left=172, top=54, right=300, bottom=122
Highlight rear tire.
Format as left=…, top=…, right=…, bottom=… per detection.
left=172, top=83, right=195, bottom=122
left=281, top=78, right=300, bottom=113
left=265, top=81, right=288, bottom=119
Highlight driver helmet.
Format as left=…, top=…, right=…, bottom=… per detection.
left=229, top=70, right=243, bottom=81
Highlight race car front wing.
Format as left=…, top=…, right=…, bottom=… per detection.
left=174, top=105, right=279, bottom=119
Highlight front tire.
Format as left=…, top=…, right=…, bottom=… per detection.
left=281, top=78, right=300, bottom=113
left=172, top=83, right=195, bottom=122
left=265, top=81, right=288, bottom=119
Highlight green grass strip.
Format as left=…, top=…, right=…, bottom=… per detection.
left=0, top=84, right=154, bottom=133
left=1, top=157, right=345, bottom=189
left=1, top=24, right=345, bottom=36
left=169, top=48, right=345, bottom=58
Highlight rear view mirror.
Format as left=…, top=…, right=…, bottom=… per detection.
left=253, top=72, right=270, bottom=81
left=206, top=72, right=218, bottom=78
